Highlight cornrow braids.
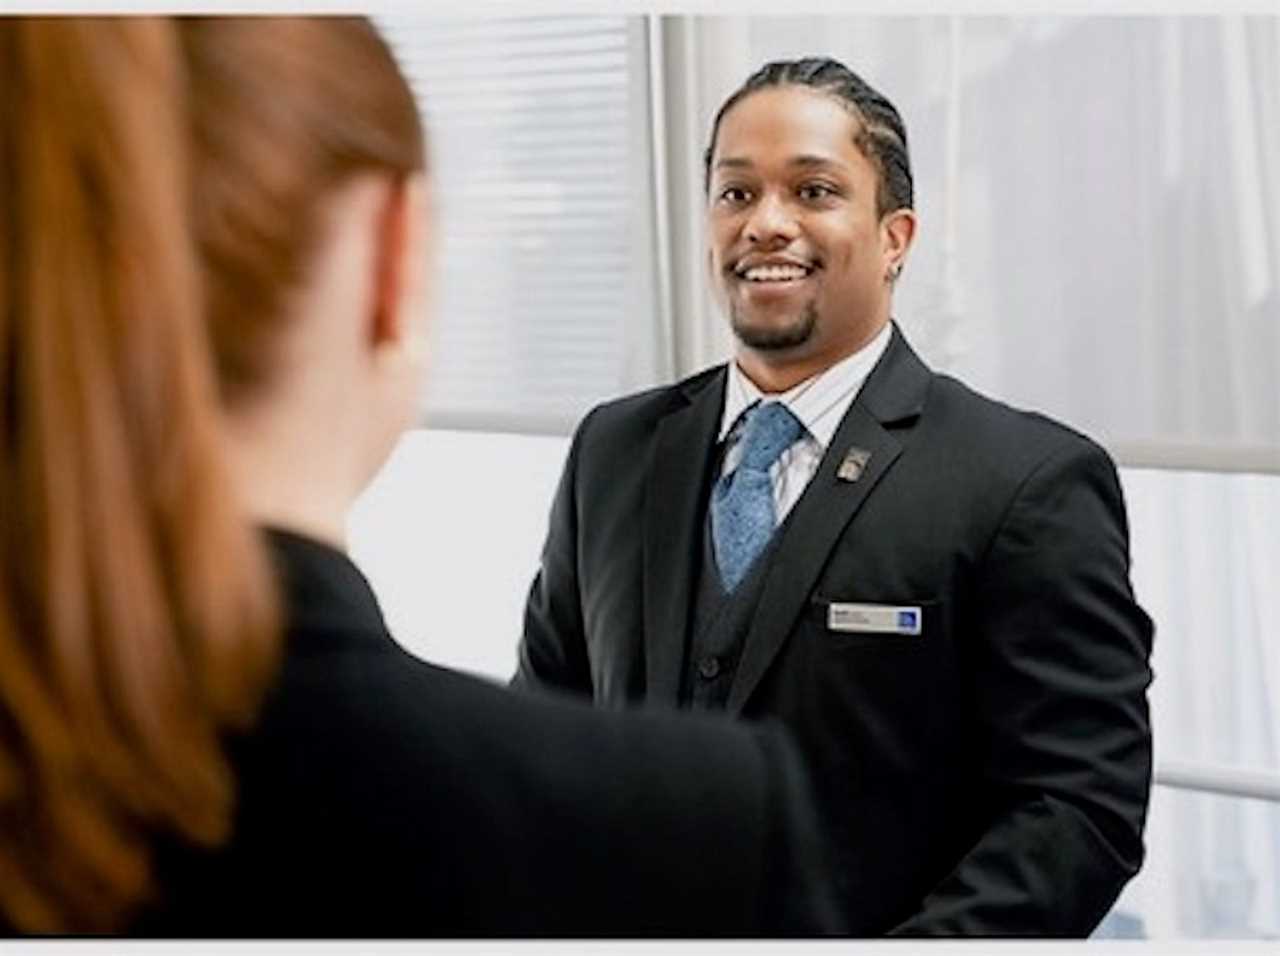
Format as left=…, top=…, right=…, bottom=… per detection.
left=703, top=56, right=913, bottom=217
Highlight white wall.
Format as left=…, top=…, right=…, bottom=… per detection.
left=347, top=429, right=569, bottom=682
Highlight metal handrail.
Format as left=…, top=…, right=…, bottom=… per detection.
left=1155, top=759, right=1280, bottom=804
left=1109, top=439, right=1280, bottom=475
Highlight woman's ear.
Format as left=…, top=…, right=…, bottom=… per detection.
left=370, top=176, right=412, bottom=350
left=369, top=174, right=431, bottom=370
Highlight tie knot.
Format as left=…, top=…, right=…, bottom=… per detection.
left=737, top=401, right=803, bottom=472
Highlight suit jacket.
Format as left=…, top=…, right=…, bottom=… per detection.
left=130, top=529, right=844, bottom=937
left=515, top=323, right=1155, bottom=936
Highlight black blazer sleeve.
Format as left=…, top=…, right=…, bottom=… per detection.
left=225, top=657, right=845, bottom=936
left=514, top=408, right=594, bottom=696
left=891, top=438, right=1153, bottom=936
left=142, top=529, right=846, bottom=936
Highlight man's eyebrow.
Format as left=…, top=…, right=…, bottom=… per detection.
left=789, top=154, right=841, bottom=169
left=712, top=154, right=844, bottom=172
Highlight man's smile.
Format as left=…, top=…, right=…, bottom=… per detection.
left=731, top=256, right=818, bottom=290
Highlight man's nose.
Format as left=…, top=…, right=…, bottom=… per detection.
left=744, top=192, right=799, bottom=247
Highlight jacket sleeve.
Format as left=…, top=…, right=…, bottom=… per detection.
left=892, top=438, right=1154, bottom=936
left=416, top=662, right=848, bottom=935
left=511, top=409, right=595, bottom=696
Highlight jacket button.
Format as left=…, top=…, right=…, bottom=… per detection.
left=698, top=655, right=721, bottom=680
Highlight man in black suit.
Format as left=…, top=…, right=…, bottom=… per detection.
left=514, top=57, right=1154, bottom=936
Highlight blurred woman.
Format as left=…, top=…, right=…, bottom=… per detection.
left=0, top=17, right=840, bottom=935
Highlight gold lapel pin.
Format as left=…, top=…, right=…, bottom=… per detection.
left=836, top=446, right=872, bottom=483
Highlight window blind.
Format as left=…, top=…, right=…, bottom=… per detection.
left=376, top=15, right=659, bottom=434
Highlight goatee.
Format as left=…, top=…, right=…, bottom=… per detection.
left=730, top=303, right=818, bottom=351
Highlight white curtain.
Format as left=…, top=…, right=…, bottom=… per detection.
left=665, top=16, right=1280, bottom=471
left=1118, top=468, right=1280, bottom=937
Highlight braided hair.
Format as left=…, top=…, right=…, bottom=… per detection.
left=703, top=56, right=913, bottom=217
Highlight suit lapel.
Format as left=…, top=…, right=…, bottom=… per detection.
left=726, top=325, right=933, bottom=714
left=643, top=369, right=726, bottom=706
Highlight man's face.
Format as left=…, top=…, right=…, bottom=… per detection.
left=706, top=85, right=911, bottom=383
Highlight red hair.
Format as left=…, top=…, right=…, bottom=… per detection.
left=0, top=16, right=423, bottom=931
left=178, top=17, right=426, bottom=405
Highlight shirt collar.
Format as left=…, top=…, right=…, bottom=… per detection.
left=717, top=320, right=894, bottom=450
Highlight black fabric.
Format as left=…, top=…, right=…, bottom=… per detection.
left=122, top=528, right=845, bottom=937
left=516, top=322, right=1155, bottom=936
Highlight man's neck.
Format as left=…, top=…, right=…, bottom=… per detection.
left=734, top=320, right=892, bottom=394
left=734, top=355, right=822, bottom=394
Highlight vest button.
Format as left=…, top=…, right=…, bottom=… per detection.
left=698, top=655, right=722, bottom=680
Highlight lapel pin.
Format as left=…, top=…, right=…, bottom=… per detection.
left=836, top=446, right=872, bottom=483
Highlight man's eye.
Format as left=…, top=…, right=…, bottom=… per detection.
left=718, top=186, right=751, bottom=204
left=798, top=183, right=837, bottom=201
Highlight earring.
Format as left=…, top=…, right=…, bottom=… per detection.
left=886, top=262, right=902, bottom=282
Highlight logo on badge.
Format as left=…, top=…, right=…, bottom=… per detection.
left=836, top=446, right=872, bottom=483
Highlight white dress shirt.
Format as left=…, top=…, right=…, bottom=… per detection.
left=717, top=321, right=893, bottom=523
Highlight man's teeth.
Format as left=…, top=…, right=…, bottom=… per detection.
left=741, top=264, right=810, bottom=282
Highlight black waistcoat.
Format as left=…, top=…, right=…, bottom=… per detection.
left=679, top=504, right=786, bottom=710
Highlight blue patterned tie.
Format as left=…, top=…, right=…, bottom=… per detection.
left=711, top=401, right=804, bottom=591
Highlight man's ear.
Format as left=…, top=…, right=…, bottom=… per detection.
left=370, top=176, right=412, bottom=350
left=881, top=207, right=917, bottom=279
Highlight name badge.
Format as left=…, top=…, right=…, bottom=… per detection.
left=827, top=602, right=922, bottom=636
